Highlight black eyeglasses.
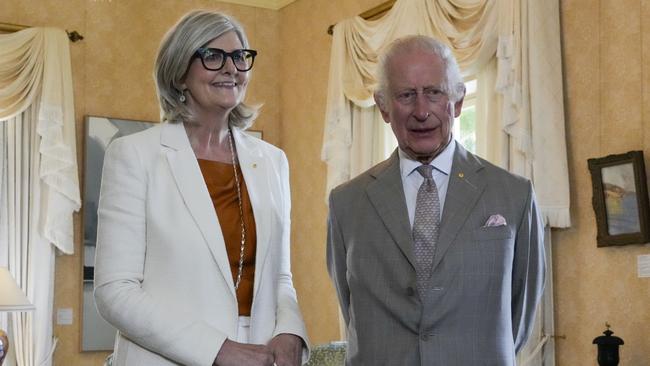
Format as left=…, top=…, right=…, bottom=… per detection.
left=193, top=47, right=257, bottom=72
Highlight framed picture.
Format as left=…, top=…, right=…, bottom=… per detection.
left=587, top=150, right=650, bottom=247
left=81, top=116, right=156, bottom=351
left=247, top=129, right=263, bottom=139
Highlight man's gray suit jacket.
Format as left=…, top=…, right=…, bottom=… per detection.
left=327, top=144, right=546, bottom=366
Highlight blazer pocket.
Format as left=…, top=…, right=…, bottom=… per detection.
left=472, top=226, right=513, bottom=241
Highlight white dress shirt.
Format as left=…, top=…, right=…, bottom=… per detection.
left=399, top=139, right=456, bottom=228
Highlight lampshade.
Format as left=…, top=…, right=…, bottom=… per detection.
left=0, top=268, right=34, bottom=312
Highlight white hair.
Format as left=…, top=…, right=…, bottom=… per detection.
left=375, top=35, right=464, bottom=103
left=154, top=10, right=259, bottom=128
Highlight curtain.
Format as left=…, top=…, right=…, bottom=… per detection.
left=321, top=0, right=570, bottom=228
left=349, top=104, right=395, bottom=180
left=0, top=28, right=79, bottom=366
left=322, top=0, right=498, bottom=198
left=321, top=0, right=569, bottom=364
left=516, top=226, right=555, bottom=366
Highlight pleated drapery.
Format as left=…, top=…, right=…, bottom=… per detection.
left=0, top=27, right=79, bottom=366
left=321, top=0, right=570, bottom=229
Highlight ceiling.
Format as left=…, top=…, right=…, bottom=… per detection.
left=216, top=0, right=298, bottom=10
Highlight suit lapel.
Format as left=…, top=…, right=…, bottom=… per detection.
left=231, top=128, right=270, bottom=300
left=366, top=151, right=416, bottom=269
left=161, top=122, right=236, bottom=298
left=432, top=144, right=486, bottom=272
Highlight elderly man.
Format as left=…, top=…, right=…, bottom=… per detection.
left=326, top=35, right=545, bottom=365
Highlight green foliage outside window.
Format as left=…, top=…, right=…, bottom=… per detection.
left=458, top=104, right=476, bottom=153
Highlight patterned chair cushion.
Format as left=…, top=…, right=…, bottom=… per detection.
left=305, top=341, right=347, bottom=366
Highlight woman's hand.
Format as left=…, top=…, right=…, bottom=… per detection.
left=267, top=333, right=303, bottom=366
left=213, top=339, right=275, bottom=366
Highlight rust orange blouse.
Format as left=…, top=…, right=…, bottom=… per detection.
left=197, top=159, right=256, bottom=316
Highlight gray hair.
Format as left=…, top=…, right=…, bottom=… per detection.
left=154, top=10, right=259, bottom=128
left=376, top=35, right=464, bottom=103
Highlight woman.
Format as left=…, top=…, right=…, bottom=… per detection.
left=94, top=10, right=309, bottom=366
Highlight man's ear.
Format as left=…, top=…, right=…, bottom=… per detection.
left=453, top=85, right=466, bottom=118
left=374, top=92, right=391, bottom=123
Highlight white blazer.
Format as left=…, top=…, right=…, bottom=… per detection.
left=94, top=122, right=309, bottom=365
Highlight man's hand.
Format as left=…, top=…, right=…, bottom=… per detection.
left=267, top=333, right=303, bottom=366
left=213, top=339, right=275, bottom=366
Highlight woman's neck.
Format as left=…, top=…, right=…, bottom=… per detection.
left=183, top=114, right=234, bottom=163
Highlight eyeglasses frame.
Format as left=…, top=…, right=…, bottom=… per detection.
left=193, top=47, right=258, bottom=72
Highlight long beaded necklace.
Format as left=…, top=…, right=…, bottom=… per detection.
left=227, top=128, right=246, bottom=291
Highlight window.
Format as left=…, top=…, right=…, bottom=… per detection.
left=454, top=78, right=476, bottom=153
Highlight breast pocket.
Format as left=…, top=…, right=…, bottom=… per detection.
left=471, top=225, right=513, bottom=241
left=460, top=225, right=516, bottom=279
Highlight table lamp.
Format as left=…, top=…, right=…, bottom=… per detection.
left=0, top=267, right=35, bottom=365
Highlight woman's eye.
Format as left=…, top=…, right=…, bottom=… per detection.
left=204, top=53, right=219, bottom=61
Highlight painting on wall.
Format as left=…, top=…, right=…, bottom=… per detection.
left=588, top=150, right=650, bottom=247
left=82, top=116, right=157, bottom=351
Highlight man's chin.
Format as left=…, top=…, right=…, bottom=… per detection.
left=406, top=150, right=436, bottom=164
left=410, top=145, right=447, bottom=163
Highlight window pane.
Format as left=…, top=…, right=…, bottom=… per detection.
left=454, top=103, right=476, bottom=153
left=465, top=79, right=477, bottom=96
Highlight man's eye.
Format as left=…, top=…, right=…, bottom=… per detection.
left=424, top=88, right=446, bottom=101
left=397, top=91, right=415, bottom=100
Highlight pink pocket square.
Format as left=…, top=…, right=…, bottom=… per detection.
left=484, top=214, right=507, bottom=227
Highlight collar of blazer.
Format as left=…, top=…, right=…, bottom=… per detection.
left=432, top=143, right=486, bottom=272
left=160, top=122, right=272, bottom=300
left=366, top=144, right=486, bottom=272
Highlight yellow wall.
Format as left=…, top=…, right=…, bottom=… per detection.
left=279, top=0, right=388, bottom=347
left=557, top=0, right=650, bottom=364
left=3, top=0, right=650, bottom=365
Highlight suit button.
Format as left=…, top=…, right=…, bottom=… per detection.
left=406, top=287, right=415, bottom=296
left=420, top=333, right=429, bottom=341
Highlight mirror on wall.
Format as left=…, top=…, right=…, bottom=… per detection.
left=82, top=116, right=156, bottom=351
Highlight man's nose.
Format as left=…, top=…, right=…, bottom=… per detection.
left=413, top=94, right=430, bottom=121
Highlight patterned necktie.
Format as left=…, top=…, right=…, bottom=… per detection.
left=413, top=165, right=441, bottom=296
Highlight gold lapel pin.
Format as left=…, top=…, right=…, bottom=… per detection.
left=458, top=172, right=464, bottom=178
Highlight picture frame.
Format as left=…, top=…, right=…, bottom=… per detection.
left=587, top=150, right=650, bottom=247
left=81, top=115, right=263, bottom=351
left=81, top=116, right=156, bottom=351
left=247, top=129, right=263, bottom=140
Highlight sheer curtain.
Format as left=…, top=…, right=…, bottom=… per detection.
left=0, top=28, right=79, bottom=366
left=322, top=0, right=569, bottom=364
